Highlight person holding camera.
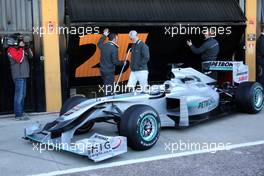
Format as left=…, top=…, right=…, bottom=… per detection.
left=7, top=35, right=33, bottom=120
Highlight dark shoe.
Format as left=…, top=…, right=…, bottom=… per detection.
left=14, top=116, right=29, bottom=121
left=20, top=116, right=30, bottom=120
left=14, top=117, right=21, bottom=121
left=23, top=112, right=30, bottom=117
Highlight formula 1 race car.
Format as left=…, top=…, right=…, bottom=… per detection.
left=24, top=60, right=264, bottom=162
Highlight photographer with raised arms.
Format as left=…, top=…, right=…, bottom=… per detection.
left=5, top=34, right=33, bottom=120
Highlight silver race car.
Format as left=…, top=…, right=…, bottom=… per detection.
left=24, top=60, right=264, bottom=162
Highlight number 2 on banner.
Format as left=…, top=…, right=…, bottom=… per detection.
left=76, top=33, right=148, bottom=82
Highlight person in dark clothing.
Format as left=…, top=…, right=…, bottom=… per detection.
left=187, top=30, right=219, bottom=79
left=256, top=30, right=264, bottom=86
left=98, top=28, right=123, bottom=95
left=234, top=34, right=245, bottom=61
left=127, top=30, right=150, bottom=90
left=7, top=36, right=33, bottom=120
left=187, top=31, right=219, bottom=61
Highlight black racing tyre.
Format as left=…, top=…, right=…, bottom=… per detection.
left=257, top=62, right=264, bottom=87
left=43, top=96, right=88, bottom=132
left=60, top=96, right=87, bottom=116
left=119, top=105, right=161, bottom=151
left=60, top=96, right=94, bottom=134
left=235, top=82, right=264, bottom=114
left=74, top=121, right=95, bottom=135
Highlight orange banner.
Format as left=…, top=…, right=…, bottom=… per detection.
left=76, top=33, right=148, bottom=82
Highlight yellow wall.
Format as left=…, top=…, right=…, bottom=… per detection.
left=41, top=0, right=62, bottom=111
left=245, top=0, right=257, bottom=81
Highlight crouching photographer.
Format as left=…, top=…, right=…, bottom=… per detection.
left=2, top=34, right=33, bottom=120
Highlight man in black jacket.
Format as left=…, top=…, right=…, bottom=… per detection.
left=187, top=30, right=219, bottom=79
left=187, top=31, right=219, bottom=62
left=98, top=29, right=123, bottom=95
left=127, top=30, right=150, bottom=91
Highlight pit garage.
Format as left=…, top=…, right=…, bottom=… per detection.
left=63, top=0, right=246, bottom=96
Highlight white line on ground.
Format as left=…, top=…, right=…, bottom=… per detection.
left=29, top=140, right=264, bottom=176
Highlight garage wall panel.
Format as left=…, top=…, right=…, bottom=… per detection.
left=67, top=0, right=246, bottom=23
left=0, top=0, right=33, bottom=33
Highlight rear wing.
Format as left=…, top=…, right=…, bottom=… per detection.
left=202, top=61, right=249, bottom=84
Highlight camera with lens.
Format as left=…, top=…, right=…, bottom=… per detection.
left=1, top=34, right=32, bottom=49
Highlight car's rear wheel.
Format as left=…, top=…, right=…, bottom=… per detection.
left=60, top=96, right=94, bottom=134
left=235, top=82, right=264, bottom=114
left=119, top=105, right=160, bottom=151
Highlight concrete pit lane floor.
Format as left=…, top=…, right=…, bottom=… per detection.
left=0, top=110, right=264, bottom=176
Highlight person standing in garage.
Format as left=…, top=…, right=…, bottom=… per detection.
left=187, top=30, right=219, bottom=79
left=186, top=30, right=219, bottom=62
left=98, top=28, right=123, bottom=95
left=256, top=29, right=264, bottom=87
left=127, top=30, right=150, bottom=91
left=7, top=34, right=33, bottom=120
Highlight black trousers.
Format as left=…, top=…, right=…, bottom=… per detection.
left=202, top=58, right=218, bottom=80
left=101, top=71, right=115, bottom=95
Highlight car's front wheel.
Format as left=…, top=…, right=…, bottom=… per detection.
left=119, top=105, right=161, bottom=151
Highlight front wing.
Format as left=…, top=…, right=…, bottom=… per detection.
left=24, top=123, right=127, bottom=162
